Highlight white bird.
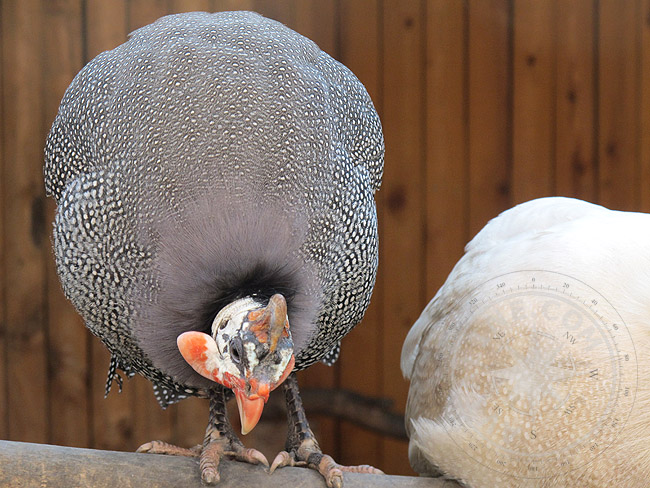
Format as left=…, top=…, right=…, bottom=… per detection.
left=402, top=197, right=650, bottom=487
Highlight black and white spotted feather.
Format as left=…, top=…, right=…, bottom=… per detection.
left=45, top=11, right=383, bottom=407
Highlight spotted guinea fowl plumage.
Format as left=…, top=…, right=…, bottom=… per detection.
left=45, top=10, right=382, bottom=404
left=45, top=11, right=383, bottom=486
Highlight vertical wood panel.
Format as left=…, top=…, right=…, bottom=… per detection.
left=214, top=0, right=255, bottom=12
left=425, top=0, right=469, bottom=298
left=381, top=0, right=425, bottom=476
left=170, top=0, right=213, bottom=13
left=0, top=0, right=7, bottom=440
left=556, top=0, right=597, bottom=201
left=128, top=0, right=171, bottom=31
left=1, top=0, right=49, bottom=443
left=641, top=0, right=650, bottom=212
left=468, top=0, right=512, bottom=235
left=43, top=0, right=90, bottom=448
left=84, top=0, right=134, bottom=451
left=8, top=0, right=650, bottom=478
left=294, top=0, right=337, bottom=57
left=252, top=0, right=296, bottom=29
left=132, top=375, right=174, bottom=448
left=86, top=0, right=128, bottom=60
left=512, top=0, right=555, bottom=202
left=338, top=0, right=383, bottom=469
left=172, top=397, right=208, bottom=447
left=598, top=0, right=640, bottom=210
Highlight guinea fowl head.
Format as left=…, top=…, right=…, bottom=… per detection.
left=177, top=293, right=295, bottom=434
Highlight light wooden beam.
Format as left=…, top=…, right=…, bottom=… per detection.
left=0, top=440, right=460, bottom=488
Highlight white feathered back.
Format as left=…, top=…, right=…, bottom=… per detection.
left=402, top=197, right=650, bottom=487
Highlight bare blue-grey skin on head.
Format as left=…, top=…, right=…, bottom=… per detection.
left=44, top=11, right=383, bottom=409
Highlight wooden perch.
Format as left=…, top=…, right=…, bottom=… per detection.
left=0, top=440, right=461, bottom=488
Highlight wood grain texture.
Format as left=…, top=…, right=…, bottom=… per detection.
left=555, top=0, right=597, bottom=201
left=468, top=0, right=512, bottom=236
left=2, top=0, right=49, bottom=444
left=381, top=0, right=426, bottom=475
left=598, top=0, right=640, bottom=211
left=252, top=0, right=296, bottom=29
left=128, top=0, right=171, bottom=31
left=43, top=0, right=90, bottom=448
left=641, top=0, right=650, bottom=212
left=0, top=440, right=461, bottom=488
left=85, top=0, right=127, bottom=60
left=425, top=0, right=469, bottom=298
left=171, top=396, right=209, bottom=448
left=294, top=0, right=337, bottom=57
left=214, top=0, right=254, bottom=12
left=0, top=0, right=6, bottom=440
left=132, top=375, right=174, bottom=449
left=512, top=0, right=556, bottom=202
left=4, top=0, right=650, bottom=479
left=170, top=0, right=213, bottom=13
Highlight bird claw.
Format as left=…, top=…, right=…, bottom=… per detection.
left=135, top=442, right=153, bottom=453
left=136, top=440, right=200, bottom=457
left=269, top=447, right=383, bottom=487
left=269, top=450, right=308, bottom=473
left=339, top=464, right=385, bottom=475
left=324, top=466, right=343, bottom=488
left=317, top=454, right=344, bottom=488
left=318, top=456, right=384, bottom=488
left=199, top=439, right=270, bottom=484
left=200, top=439, right=223, bottom=485
left=136, top=438, right=267, bottom=484
left=225, top=447, right=269, bottom=468
left=269, top=451, right=290, bottom=473
left=201, top=465, right=220, bottom=485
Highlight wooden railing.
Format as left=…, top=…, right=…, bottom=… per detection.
left=0, top=440, right=461, bottom=488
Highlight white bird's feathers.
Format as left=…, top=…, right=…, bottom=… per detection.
left=402, top=197, right=650, bottom=379
left=402, top=197, right=650, bottom=487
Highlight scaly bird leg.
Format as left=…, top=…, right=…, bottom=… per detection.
left=270, top=373, right=384, bottom=488
left=199, top=387, right=269, bottom=484
left=137, top=386, right=268, bottom=485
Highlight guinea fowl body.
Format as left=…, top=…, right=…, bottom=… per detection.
left=45, top=11, right=383, bottom=408
left=402, top=197, right=650, bottom=487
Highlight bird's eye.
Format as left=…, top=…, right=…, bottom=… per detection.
left=230, top=339, right=242, bottom=364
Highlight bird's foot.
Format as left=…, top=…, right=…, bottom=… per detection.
left=136, top=438, right=268, bottom=485
left=200, top=435, right=269, bottom=485
left=269, top=438, right=383, bottom=488
left=136, top=440, right=202, bottom=457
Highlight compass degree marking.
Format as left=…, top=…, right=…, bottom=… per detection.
left=440, top=270, right=637, bottom=479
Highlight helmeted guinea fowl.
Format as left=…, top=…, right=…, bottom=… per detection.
left=45, top=11, right=383, bottom=486
left=402, top=197, right=650, bottom=487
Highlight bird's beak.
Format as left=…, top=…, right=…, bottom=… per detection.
left=234, top=386, right=268, bottom=435
left=234, top=355, right=295, bottom=435
left=178, top=330, right=296, bottom=435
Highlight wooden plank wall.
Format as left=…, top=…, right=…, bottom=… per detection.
left=1, top=0, right=650, bottom=477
